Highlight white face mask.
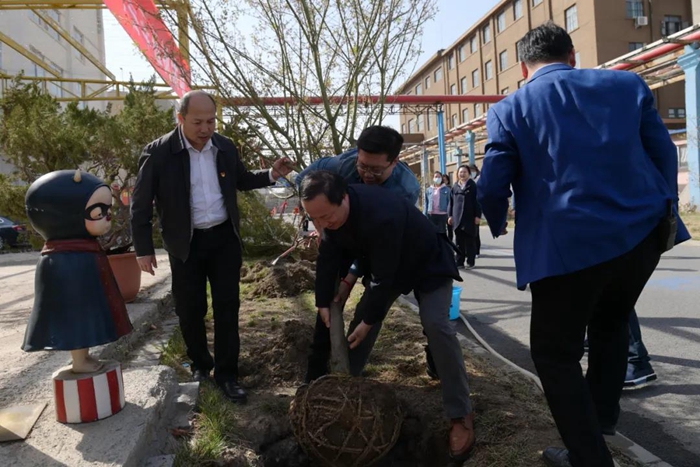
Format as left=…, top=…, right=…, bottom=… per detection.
left=434, top=177, right=442, bottom=185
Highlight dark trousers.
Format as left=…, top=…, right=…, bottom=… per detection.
left=306, top=286, right=402, bottom=380
left=454, top=229, right=477, bottom=267
left=628, top=309, right=650, bottom=365
left=446, top=222, right=454, bottom=243
left=475, top=228, right=481, bottom=255
left=169, top=221, right=242, bottom=383
left=529, top=228, right=661, bottom=467
left=428, top=213, right=448, bottom=235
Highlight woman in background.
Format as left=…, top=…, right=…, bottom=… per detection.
left=448, top=165, right=481, bottom=269
left=442, top=173, right=453, bottom=242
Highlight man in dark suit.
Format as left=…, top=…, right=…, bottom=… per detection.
left=131, top=90, right=293, bottom=402
left=300, top=170, right=475, bottom=461
left=448, top=165, right=481, bottom=269
left=477, top=23, right=690, bottom=466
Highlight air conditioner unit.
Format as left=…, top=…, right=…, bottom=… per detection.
left=635, top=16, right=649, bottom=28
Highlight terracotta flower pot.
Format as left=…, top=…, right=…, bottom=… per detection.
left=107, top=251, right=142, bottom=303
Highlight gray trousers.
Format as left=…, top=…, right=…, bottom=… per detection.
left=348, top=279, right=472, bottom=419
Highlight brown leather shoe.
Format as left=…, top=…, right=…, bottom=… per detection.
left=449, top=413, right=475, bottom=461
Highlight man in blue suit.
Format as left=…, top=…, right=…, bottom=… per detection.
left=477, top=22, right=690, bottom=467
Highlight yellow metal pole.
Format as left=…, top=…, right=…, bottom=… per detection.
left=0, top=31, right=60, bottom=77
left=177, top=0, right=190, bottom=66
left=30, top=8, right=116, bottom=81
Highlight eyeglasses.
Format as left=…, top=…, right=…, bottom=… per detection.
left=84, top=202, right=112, bottom=221
left=356, top=162, right=392, bottom=177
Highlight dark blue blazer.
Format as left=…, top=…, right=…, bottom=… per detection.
left=477, top=64, right=690, bottom=289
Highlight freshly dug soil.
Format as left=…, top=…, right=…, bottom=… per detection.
left=214, top=293, right=564, bottom=467
left=243, top=260, right=316, bottom=298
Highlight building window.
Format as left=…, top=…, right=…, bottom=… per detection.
left=448, top=55, right=454, bottom=70
left=96, top=10, right=103, bottom=34
left=459, top=45, right=466, bottom=62
left=472, top=69, right=480, bottom=87
left=425, top=76, right=431, bottom=89
left=497, top=12, right=506, bottom=33
left=415, top=83, right=423, bottom=95
left=401, top=123, right=406, bottom=133
left=626, top=0, right=644, bottom=18
left=49, top=65, right=63, bottom=98
left=470, top=36, right=478, bottom=53
left=485, top=61, right=493, bottom=80
left=514, top=0, right=523, bottom=19
left=30, top=10, right=61, bottom=42
left=629, top=42, right=645, bottom=52
left=476, top=104, right=483, bottom=117
left=663, top=16, right=683, bottom=35
left=501, top=87, right=509, bottom=95
left=450, top=84, right=457, bottom=95
left=408, top=119, right=415, bottom=133
left=427, top=111, right=432, bottom=131
left=483, top=24, right=491, bottom=44
left=417, top=114, right=424, bottom=132
left=518, top=79, right=526, bottom=88
left=73, top=27, right=86, bottom=63
left=462, top=108, right=469, bottom=123
left=499, top=50, right=508, bottom=71
left=451, top=114, right=458, bottom=129
left=575, top=52, right=581, bottom=68
left=460, top=77, right=468, bottom=94
left=669, top=108, right=686, bottom=118
left=434, top=67, right=443, bottom=82
left=533, top=0, right=543, bottom=6
left=565, top=5, right=578, bottom=32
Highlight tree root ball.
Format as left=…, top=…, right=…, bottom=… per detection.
left=289, top=375, right=403, bottom=467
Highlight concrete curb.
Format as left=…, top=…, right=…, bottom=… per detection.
left=396, top=296, right=674, bottom=467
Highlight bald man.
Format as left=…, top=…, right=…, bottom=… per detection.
left=131, top=91, right=293, bottom=402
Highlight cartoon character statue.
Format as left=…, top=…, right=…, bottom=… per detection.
left=22, top=170, right=133, bottom=374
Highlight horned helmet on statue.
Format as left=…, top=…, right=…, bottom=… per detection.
left=23, top=169, right=133, bottom=373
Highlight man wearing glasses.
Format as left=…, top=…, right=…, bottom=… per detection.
left=296, top=125, right=423, bottom=382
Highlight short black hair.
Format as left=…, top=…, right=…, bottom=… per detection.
left=178, top=90, right=217, bottom=116
left=458, top=165, right=472, bottom=175
left=300, top=170, right=347, bottom=206
left=434, top=171, right=442, bottom=177
left=356, top=126, right=404, bottom=162
left=517, top=21, right=573, bottom=65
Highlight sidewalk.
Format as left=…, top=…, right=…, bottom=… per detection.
left=0, top=250, right=175, bottom=466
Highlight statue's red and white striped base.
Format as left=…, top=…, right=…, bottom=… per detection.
left=52, top=360, right=125, bottom=424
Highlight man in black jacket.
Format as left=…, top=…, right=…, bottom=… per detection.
left=300, top=170, right=475, bottom=461
left=131, top=90, right=292, bottom=402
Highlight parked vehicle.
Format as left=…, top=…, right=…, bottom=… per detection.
left=0, top=216, right=27, bottom=249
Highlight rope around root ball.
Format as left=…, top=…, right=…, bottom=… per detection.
left=289, top=375, right=403, bottom=467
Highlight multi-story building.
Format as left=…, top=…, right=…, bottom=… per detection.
left=0, top=8, right=108, bottom=175
left=398, top=0, right=693, bottom=178
left=0, top=8, right=107, bottom=103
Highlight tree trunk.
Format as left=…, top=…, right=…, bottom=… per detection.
left=329, top=297, right=350, bottom=374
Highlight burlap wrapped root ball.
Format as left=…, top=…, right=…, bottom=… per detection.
left=289, top=375, right=403, bottom=467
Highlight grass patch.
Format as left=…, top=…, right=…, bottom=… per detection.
left=159, top=326, right=191, bottom=382
left=174, top=383, right=261, bottom=467
left=681, top=211, right=700, bottom=239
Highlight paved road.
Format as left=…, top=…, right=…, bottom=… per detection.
left=450, top=228, right=700, bottom=467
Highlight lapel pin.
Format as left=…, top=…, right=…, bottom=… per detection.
left=220, top=172, right=226, bottom=178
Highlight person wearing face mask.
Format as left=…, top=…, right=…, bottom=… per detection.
left=425, top=171, right=451, bottom=235
left=295, top=125, right=423, bottom=382
left=448, top=166, right=481, bottom=270
left=442, top=174, right=454, bottom=242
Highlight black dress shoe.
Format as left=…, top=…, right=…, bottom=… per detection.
left=192, top=369, right=211, bottom=382
left=542, top=447, right=572, bottom=467
left=218, top=380, right=247, bottom=403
